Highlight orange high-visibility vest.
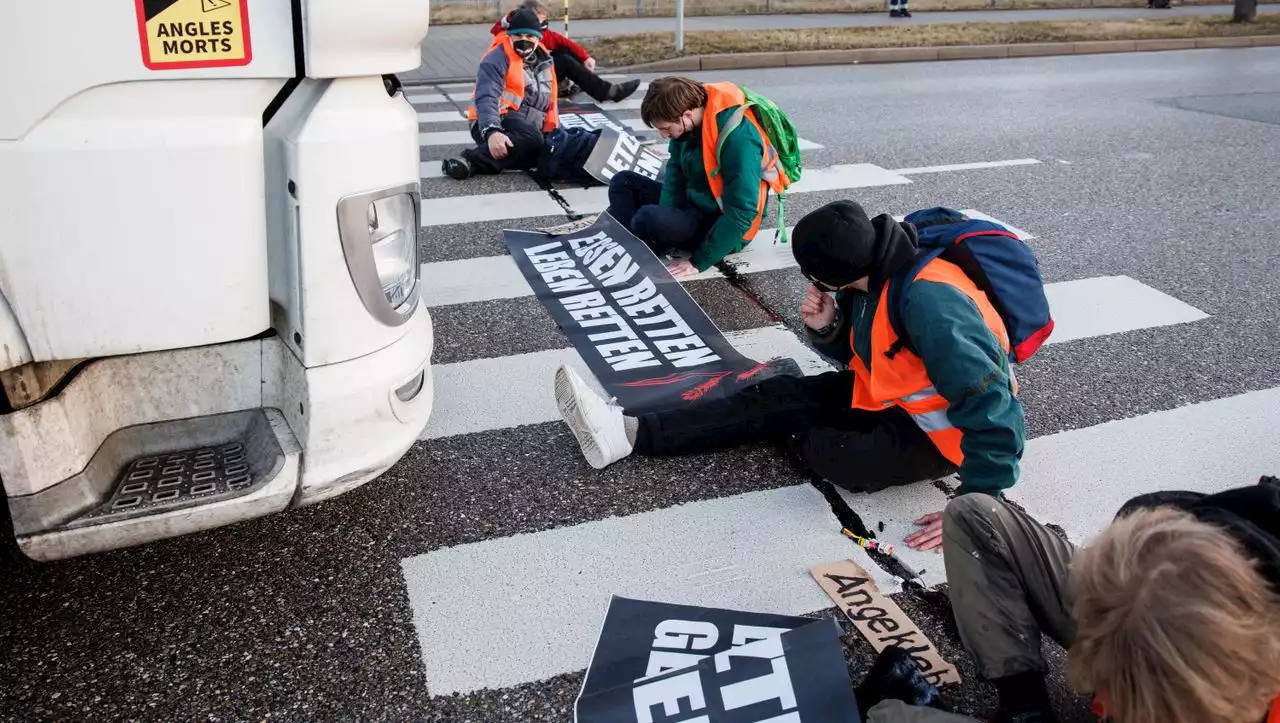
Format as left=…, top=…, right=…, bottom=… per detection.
left=466, top=34, right=559, bottom=133
left=848, top=257, right=1012, bottom=466
left=699, top=82, right=788, bottom=242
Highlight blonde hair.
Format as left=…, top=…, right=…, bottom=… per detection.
left=1068, top=506, right=1280, bottom=723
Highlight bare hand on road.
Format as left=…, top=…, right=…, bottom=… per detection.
left=905, top=511, right=945, bottom=553
left=666, top=259, right=698, bottom=279
left=800, top=285, right=836, bottom=330
left=488, top=132, right=514, bottom=160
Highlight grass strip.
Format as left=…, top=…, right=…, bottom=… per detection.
left=582, top=13, right=1279, bottom=64
left=431, top=0, right=1230, bottom=25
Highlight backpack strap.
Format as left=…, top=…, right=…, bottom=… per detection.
left=710, top=102, right=753, bottom=182
left=711, top=102, right=792, bottom=245
left=884, top=247, right=946, bottom=360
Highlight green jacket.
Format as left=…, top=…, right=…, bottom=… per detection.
left=808, top=279, right=1026, bottom=496
left=658, top=106, right=766, bottom=272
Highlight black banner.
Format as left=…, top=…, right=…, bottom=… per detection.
left=505, top=213, right=798, bottom=415
left=575, top=596, right=861, bottom=723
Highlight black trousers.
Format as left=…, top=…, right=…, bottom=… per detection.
left=607, top=171, right=718, bottom=255
left=634, top=371, right=957, bottom=493
left=552, top=49, right=612, bottom=102
left=464, top=116, right=545, bottom=175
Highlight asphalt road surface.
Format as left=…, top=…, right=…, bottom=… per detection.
left=4, top=47, right=1280, bottom=722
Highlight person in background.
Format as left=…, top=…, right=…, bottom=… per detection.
left=605, top=77, right=782, bottom=279
left=491, top=0, right=641, bottom=103
left=553, top=200, right=1025, bottom=556
left=442, top=9, right=559, bottom=180
left=889, top=0, right=913, bottom=17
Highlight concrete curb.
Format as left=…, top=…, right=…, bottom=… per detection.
left=611, top=34, right=1280, bottom=72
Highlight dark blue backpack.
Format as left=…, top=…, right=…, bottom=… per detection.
left=886, top=207, right=1053, bottom=363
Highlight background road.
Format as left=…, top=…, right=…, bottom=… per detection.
left=3, top=47, right=1280, bottom=722
left=406, top=3, right=1280, bottom=81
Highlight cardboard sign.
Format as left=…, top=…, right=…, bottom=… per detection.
left=811, top=560, right=961, bottom=687
left=584, top=128, right=668, bottom=184
left=134, top=0, right=252, bottom=70
left=504, top=213, right=799, bottom=414
left=576, top=596, right=862, bottom=723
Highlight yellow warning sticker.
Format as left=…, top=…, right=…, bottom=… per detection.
left=135, top=0, right=252, bottom=70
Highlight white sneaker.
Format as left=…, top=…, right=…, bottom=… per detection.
left=554, top=365, right=633, bottom=469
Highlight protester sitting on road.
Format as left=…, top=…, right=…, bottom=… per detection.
left=604, top=77, right=783, bottom=279
left=442, top=9, right=563, bottom=180
left=862, top=478, right=1280, bottom=723
left=491, top=0, right=641, bottom=103
left=553, top=199, right=1026, bottom=552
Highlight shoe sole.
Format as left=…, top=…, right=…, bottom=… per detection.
left=554, top=366, right=610, bottom=470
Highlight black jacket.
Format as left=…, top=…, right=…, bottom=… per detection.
left=1119, top=476, right=1280, bottom=592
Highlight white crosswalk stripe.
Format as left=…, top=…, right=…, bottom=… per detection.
left=420, top=209, right=1033, bottom=307
left=421, top=163, right=911, bottom=225
left=401, top=99, right=1237, bottom=700
left=402, top=386, right=1277, bottom=695
left=420, top=277, right=1206, bottom=441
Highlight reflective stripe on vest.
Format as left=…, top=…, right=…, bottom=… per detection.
left=465, top=34, right=559, bottom=133
left=848, top=257, right=1011, bottom=465
left=699, top=82, right=786, bottom=241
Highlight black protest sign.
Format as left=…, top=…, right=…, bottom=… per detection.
left=584, top=128, right=668, bottom=184
left=575, top=596, right=861, bottom=723
left=505, top=213, right=798, bottom=415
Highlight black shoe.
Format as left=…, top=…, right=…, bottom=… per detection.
left=889, top=8, right=904, bottom=16
left=607, top=78, right=641, bottom=102
left=990, top=705, right=1058, bottom=723
left=442, top=157, right=472, bottom=180
left=854, top=647, right=949, bottom=715
left=559, top=80, right=581, bottom=98
left=901, top=8, right=913, bottom=16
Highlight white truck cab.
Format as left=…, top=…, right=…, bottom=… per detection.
left=0, top=0, right=435, bottom=560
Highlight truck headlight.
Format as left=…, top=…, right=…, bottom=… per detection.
left=337, top=182, right=421, bottom=326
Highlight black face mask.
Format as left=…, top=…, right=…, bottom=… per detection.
left=512, top=38, right=536, bottom=57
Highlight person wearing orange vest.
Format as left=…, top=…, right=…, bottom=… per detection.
left=850, top=478, right=1280, bottom=723
left=441, top=9, right=560, bottom=180
left=604, top=77, right=785, bottom=279
left=553, top=198, right=1024, bottom=548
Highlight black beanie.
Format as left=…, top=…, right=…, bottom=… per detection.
left=505, top=8, right=544, bottom=39
left=791, top=200, right=919, bottom=290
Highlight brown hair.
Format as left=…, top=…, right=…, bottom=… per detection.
left=519, top=0, right=549, bottom=15
left=640, top=77, right=708, bottom=127
left=1067, top=506, right=1280, bottom=723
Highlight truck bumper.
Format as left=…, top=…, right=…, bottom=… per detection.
left=4, top=305, right=433, bottom=561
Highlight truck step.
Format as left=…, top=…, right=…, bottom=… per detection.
left=89, top=442, right=258, bottom=520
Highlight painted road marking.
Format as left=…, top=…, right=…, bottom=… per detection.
left=421, top=162, right=910, bottom=226
left=418, top=109, right=467, bottom=123
left=400, top=482, right=947, bottom=695
left=891, top=158, right=1042, bottom=175
left=420, top=211, right=1027, bottom=307
left=1041, top=275, right=1208, bottom=345
left=419, top=123, right=823, bottom=149
left=418, top=276, right=1207, bottom=440
left=420, top=325, right=830, bottom=440
left=1010, top=386, right=1280, bottom=543
left=401, top=384, right=1277, bottom=694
